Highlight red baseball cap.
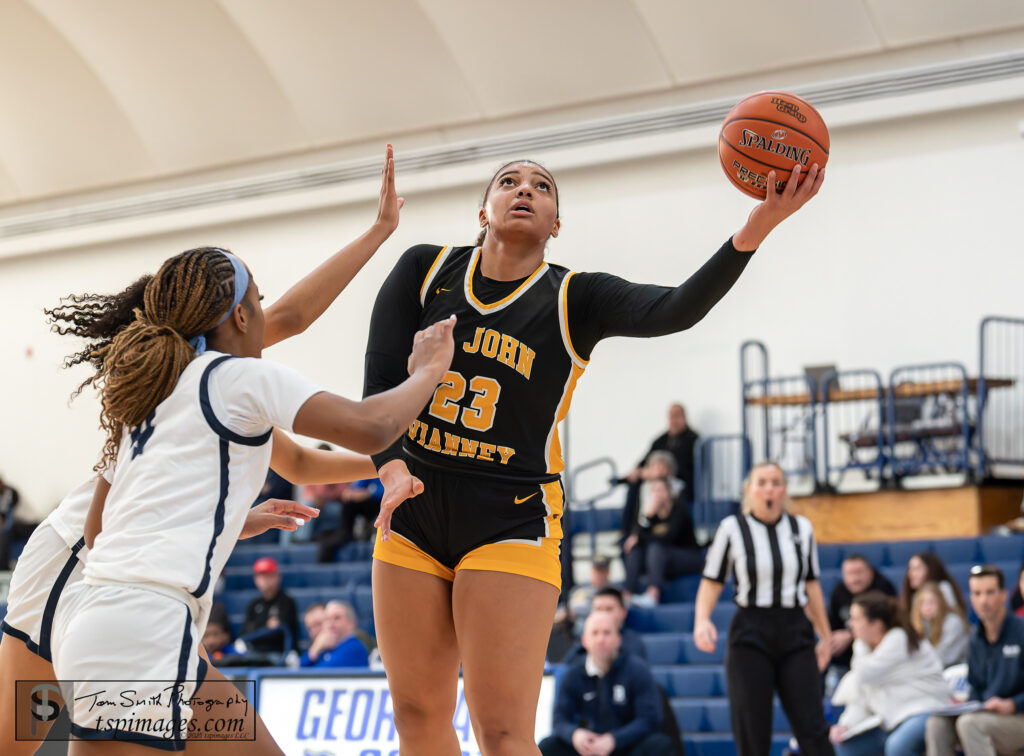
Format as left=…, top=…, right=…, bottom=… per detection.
left=253, top=557, right=279, bottom=575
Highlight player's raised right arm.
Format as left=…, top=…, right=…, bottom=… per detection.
left=293, top=316, right=455, bottom=455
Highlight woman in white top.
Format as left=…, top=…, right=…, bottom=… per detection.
left=830, top=591, right=950, bottom=756
left=911, top=581, right=969, bottom=667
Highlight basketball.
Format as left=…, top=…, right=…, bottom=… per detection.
left=718, top=91, right=829, bottom=199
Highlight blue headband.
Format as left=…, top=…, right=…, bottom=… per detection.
left=188, top=251, right=250, bottom=354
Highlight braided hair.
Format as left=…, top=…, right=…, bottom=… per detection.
left=91, top=247, right=239, bottom=467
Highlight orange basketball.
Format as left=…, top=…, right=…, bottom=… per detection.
left=718, top=91, right=829, bottom=199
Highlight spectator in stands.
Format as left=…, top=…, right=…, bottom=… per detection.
left=910, top=581, right=969, bottom=668
left=828, top=591, right=949, bottom=756
left=1010, top=563, right=1024, bottom=618
left=568, top=555, right=613, bottom=631
left=620, top=452, right=683, bottom=544
left=623, top=478, right=703, bottom=606
left=624, top=403, right=699, bottom=503
left=550, top=556, right=614, bottom=663
left=540, top=611, right=672, bottom=756
left=203, top=619, right=240, bottom=663
left=316, top=478, right=384, bottom=563
left=563, top=586, right=647, bottom=663
left=302, top=602, right=327, bottom=650
left=926, top=565, right=1024, bottom=756
left=241, top=557, right=300, bottom=655
left=900, top=552, right=967, bottom=622
left=0, top=475, right=36, bottom=569
left=300, top=600, right=369, bottom=668
left=828, top=554, right=897, bottom=671
left=301, top=445, right=350, bottom=542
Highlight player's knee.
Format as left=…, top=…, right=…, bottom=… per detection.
left=390, top=694, right=454, bottom=735
left=476, top=726, right=532, bottom=756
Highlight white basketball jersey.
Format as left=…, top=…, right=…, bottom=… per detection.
left=84, top=351, right=320, bottom=623
left=46, top=475, right=105, bottom=548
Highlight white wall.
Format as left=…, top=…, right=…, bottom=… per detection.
left=2, top=93, right=1022, bottom=516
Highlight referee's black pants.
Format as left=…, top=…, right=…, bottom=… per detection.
left=725, top=607, right=834, bottom=756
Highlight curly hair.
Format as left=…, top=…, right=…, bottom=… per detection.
left=44, top=274, right=153, bottom=398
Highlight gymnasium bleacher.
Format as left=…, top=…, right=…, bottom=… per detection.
left=154, top=506, right=1023, bottom=756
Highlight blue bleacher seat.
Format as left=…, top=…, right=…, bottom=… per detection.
left=703, top=699, right=731, bottom=732
left=978, top=535, right=1024, bottom=564
left=671, top=699, right=706, bottom=732
left=285, top=544, right=318, bottom=564
left=663, top=575, right=704, bottom=603
left=880, top=566, right=905, bottom=591
left=337, top=541, right=374, bottom=562
left=845, top=542, right=888, bottom=568
left=816, top=544, right=843, bottom=570
left=0, top=602, right=6, bottom=622
left=352, top=585, right=374, bottom=621
left=887, top=540, right=931, bottom=567
left=663, top=665, right=722, bottom=697
left=684, top=733, right=790, bottom=756
left=219, top=589, right=258, bottom=616
left=933, top=539, right=980, bottom=565
left=642, top=633, right=685, bottom=665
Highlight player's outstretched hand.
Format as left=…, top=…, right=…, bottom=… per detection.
left=733, top=162, right=825, bottom=251
left=240, top=499, right=319, bottom=539
left=407, top=314, right=457, bottom=382
left=374, top=143, right=404, bottom=237
left=694, top=618, right=718, bottom=654
left=375, top=459, right=424, bottom=541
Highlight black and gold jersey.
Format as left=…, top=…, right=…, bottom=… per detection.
left=365, top=237, right=754, bottom=481
left=405, top=245, right=585, bottom=480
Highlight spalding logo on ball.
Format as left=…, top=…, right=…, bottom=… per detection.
left=719, top=91, right=829, bottom=199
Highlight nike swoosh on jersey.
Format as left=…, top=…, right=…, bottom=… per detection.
left=514, top=492, right=539, bottom=504
left=435, top=287, right=452, bottom=294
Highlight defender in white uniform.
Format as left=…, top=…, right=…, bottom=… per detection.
left=53, top=352, right=321, bottom=747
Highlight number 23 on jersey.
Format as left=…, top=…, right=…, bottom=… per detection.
left=428, top=371, right=501, bottom=432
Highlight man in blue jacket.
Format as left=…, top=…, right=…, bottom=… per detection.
left=540, top=611, right=672, bottom=756
left=926, top=564, right=1024, bottom=755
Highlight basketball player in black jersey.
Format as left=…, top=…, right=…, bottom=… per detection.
left=365, top=158, right=824, bottom=755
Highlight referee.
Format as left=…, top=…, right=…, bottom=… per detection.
left=693, top=461, right=834, bottom=756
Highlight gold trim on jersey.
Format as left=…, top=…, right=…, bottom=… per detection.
left=464, top=247, right=550, bottom=315
left=558, top=272, right=589, bottom=369
left=419, top=246, right=452, bottom=307
left=544, top=362, right=585, bottom=475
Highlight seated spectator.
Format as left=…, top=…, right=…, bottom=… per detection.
left=203, top=619, right=240, bottom=663
left=316, top=478, right=384, bottom=563
left=300, top=600, right=369, bottom=668
left=901, top=552, right=967, bottom=621
left=622, top=478, right=703, bottom=606
left=1010, top=563, right=1024, bottom=619
left=620, top=452, right=684, bottom=544
left=926, top=565, right=1024, bottom=756
left=623, top=403, right=698, bottom=503
left=563, top=587, right=647, bottom=663
left=828, top=554, right=898, bottom=672
left=0, top=475, right=37, bottom=569
left=911, top=581, right=969, bottom=668
left=540, top=612, right=671, bottom=756
left=829, top=591, right=949, bottom=756
left=567, top=555, right=613, bottom=631
left=240, top=557, right=299, bottom=655
left=550, top=556, right=614, bottom=663
left=302, top=602, right=326, bottom=651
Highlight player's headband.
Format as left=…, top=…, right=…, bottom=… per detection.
left=189, top=250, right=250, bottom=355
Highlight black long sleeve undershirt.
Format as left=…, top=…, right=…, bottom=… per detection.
left=363, top=237, right=754, bottom=470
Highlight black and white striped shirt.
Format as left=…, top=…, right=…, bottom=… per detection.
left=703, top=512, right=820, bottom=608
